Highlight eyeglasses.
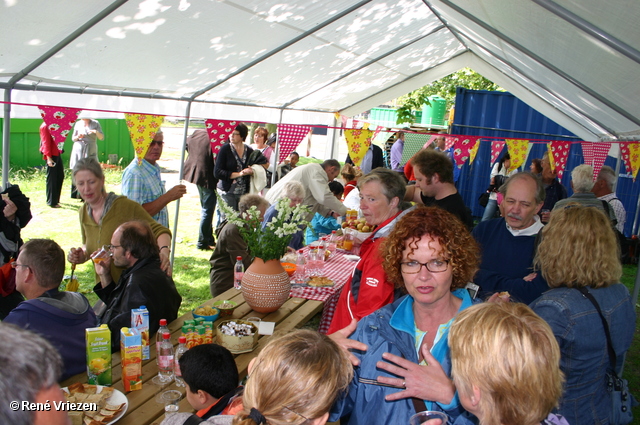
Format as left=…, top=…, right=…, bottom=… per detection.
left=106, top=244, right=121, bottom=251
left=400, top=259, right=449, bottom=274
left=10, top=261, right=30, bottom=270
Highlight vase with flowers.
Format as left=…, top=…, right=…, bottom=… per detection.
left=217, top=194, right=310, bottom=313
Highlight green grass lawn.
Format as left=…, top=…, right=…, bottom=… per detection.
left=6, top=162, right=640, bottom=422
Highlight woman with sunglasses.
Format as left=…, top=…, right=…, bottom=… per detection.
left=330, top=206, right=480, bottom=425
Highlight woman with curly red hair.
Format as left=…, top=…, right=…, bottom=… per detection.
left=330, top=206, right=480, bottom=425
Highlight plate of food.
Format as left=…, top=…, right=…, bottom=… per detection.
left=306, top=276, right=334, bottom=287
left=62, top=383, right=128, bottom=425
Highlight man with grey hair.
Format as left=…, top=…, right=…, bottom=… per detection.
left=553, top=164, right=616, bottom=222
left=0, top=323, right=69, bottom=425
left=266, top=159, right=347, bottom=220
left=122, top=130, right=187, bottom=227
left=471, top=172, right=549, bottom=304
left=592, top=165, right=626, bottom=233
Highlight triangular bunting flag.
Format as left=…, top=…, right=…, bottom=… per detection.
left=371, top=125, right=384, bottom=142
left=580, top=142, right=609, bottom=180
left=453, top=136, right=481, bottom=168
left=490, top=140, right=506, bottom=165
left=205, top=119, right=237, bottom=159
left=344, top=128, right=373, bottom=167
left=38, top=106, right=82, bottom=146
left=505, top=139, right=529, bottom=171
left=444, top=136, right=455, bottom=151
left=124, top=113, right=165, bottom=162
left=548, top=141, right=572, bottom=179
left=469, top=138, right=481, bottom=164
left=619, top=142, right=640, bottom=180
left=401, top=133, right=432, bottom=164
left=278, top=124, right=311, bottom=163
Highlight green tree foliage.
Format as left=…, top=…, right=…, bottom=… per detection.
left=395, top=68, right=502, bottom=124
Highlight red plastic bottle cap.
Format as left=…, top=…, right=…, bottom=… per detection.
left=298, top=249, right=303, bottom=253
left=163, top=332, right=171, bottom=339
left=178, top=336, right=186, bottom=344
left=236, top=256, right=242, bottom=260
left=159, top=319, right=167, bottom=326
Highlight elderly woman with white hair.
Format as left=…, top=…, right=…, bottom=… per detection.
left=261, top=181, right=306, bottom=250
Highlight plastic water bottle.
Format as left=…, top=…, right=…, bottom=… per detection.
left=156, top=319, right=169, bottom=365
left=294, top=250, right=307, bottom=286
left=328, top=230, right=338, bottom=253
left=158, top=332, right=174, bottom=383
left=234, top=256, right=244, bottom=290
left=174, top=336, right=187, bottom=387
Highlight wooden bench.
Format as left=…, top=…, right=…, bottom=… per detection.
left=62, top=288, right=323, bottom=425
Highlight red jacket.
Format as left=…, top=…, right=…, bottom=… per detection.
left=39, top=122, right=60, bottom=159
left=327, top=208, right=414, bottom=334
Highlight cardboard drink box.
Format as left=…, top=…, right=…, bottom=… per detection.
left=131, top=306, right=150, bottom=360
left=86, top=324, right=112, bottom=385
left=120, top=327, right=143, bottom=392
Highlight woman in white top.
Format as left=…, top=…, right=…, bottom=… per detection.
left=481, top=152, right=517, bottom=221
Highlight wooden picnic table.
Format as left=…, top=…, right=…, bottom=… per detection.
left=61, top=288, right=323, bottom=425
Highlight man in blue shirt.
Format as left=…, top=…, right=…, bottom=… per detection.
left=122, top=131, right=187, bottom=227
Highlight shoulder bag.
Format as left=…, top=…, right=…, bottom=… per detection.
left=577, top=287, right=638, bottom=424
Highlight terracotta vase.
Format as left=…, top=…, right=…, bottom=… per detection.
left=241, top=258, right=291, bottom=313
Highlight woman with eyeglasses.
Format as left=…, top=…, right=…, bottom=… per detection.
left=67, top=157, right=172, bottom=285
left=330, top=206, right=480, bottom=425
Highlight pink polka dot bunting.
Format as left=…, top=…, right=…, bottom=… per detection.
left=452, top=135, right=480, bottom=168
left=581, top=141, right=610, bottom=181
left=205, top=119, right=237, bottom=159
left=277, top=124, right=311, bottom=163
left=490, top=141, right=506, bottom=165
left=547, top=141, right=571, bottom=179
left=38, top=106, right=82, bottom=145
left=619, top=142, right=640, bottom=180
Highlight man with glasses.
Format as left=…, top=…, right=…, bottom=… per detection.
left=93, top=220, right=181, bottom=349
left=122, top=130, right=187, bottom=227
left=3, top=239, right=96, bottom=380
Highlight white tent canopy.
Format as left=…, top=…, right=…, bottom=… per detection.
left=2, top=0, right=639, bottom=141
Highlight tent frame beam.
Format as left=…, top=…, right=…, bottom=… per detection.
left=532, top=0, right=640, bottom=65
left=281, top=25, right=447, bottom=109
left=189, top=0, right=372, bottom=100
left=439, top=0, right=640, bottom=129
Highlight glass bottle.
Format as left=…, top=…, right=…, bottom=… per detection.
left=234, top=256, right=244, bottom=290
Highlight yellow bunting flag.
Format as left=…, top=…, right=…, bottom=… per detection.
left=505, top=139, right=529, bottom=171
left=468, top=138, right=481, bottom=164
left=124, top=113, right=165, bottom=163
left=344, top=128, right=373, bottom=167
left=546, top=144, right=555, bottom=172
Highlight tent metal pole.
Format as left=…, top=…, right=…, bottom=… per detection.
left=633, top=188, right=640, bottom=237
left=272, top=109, right=284, bottom=187
left=438, top=0, right=640, bottom=129
left=2, top=89, right=11, bottom=189
left=170, top=101, right=193, bottom=266
left=532, top=0, right=640, bottom=65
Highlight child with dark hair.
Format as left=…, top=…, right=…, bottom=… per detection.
left=176, top=344, right=243, bottom=421
left=305, top=181, right=344, bottom=245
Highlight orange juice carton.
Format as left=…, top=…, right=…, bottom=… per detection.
left=131, top=306, right=150, bottom=360
left=86, top=324, right=112, bottom=386
left=120, top=327, right=143, bottom=392
left=203, top=321, right=213, bottom=344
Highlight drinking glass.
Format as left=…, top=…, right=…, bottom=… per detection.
left=90, top=246, right=110, bottom=264
left=162, top=390, right=182, bottom=415
left=408, top=411, right=448, bottom=425
left=308, top=247, right=326, bottom=277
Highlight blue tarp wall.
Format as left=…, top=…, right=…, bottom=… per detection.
left=453, top=88, right=639, bottom=237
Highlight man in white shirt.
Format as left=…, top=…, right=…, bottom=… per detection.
left=592, top=165, right=626, bottom=233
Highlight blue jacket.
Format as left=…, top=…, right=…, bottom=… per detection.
left=330, top=290, right=476, bottom=425
left=4, top=288, right=97, bottom=380
left=530, top=284, right=636, bottom=425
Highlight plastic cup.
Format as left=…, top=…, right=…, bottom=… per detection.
left=162, top=390, right=182, bottom=414
left=409, top=411, right=448, bottom=425
left=90, top=246, right=110, bottom=264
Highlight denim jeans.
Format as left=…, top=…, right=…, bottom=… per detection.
left=197, top=186, right=216, bottom=248
left=481, top=199, right=498, bottom=221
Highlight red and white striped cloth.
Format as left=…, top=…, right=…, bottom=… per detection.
left=289, top=248, right=357, bottom=334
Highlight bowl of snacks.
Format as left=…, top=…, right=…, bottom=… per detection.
left=217, top=319, right=259, bottom=353
left=213, top=299, right=238, bottom=317
left=192, top=305, right=220, bottom=322
left=281, top=262, right=296, bottom=277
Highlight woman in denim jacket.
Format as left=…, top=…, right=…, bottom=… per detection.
left=530, top=205, right=636, bottom=424
left=329, top=207, right=481, bottom=425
